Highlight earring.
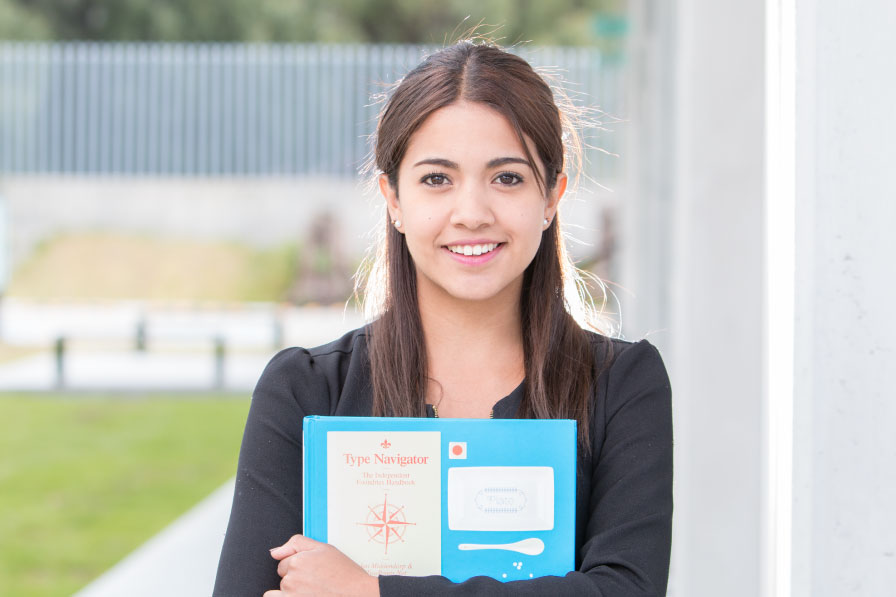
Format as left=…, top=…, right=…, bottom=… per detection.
left=543, top=218, right=550, bottom=226
left=393, top=219, right=402, bottom=228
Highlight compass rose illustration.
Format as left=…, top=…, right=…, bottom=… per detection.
left=356, top=494, right=416, bottom=554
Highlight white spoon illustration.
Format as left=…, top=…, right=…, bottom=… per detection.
left=457, top=538, right=545, bottom=556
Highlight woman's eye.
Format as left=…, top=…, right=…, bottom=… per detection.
left=422, top=173, right=449, bottom=186
left=495, top=172, right=523, bottom=186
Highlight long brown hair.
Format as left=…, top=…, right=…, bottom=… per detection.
left=359, top=40, right=613, bottom=447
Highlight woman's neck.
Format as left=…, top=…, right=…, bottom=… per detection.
left=417, top=284, right=525, bottom=417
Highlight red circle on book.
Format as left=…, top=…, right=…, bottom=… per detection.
left=452, top=445, right=463, bottom=455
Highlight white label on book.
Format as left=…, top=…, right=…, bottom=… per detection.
left=327, top=431, right=441, bottom=577
left=447, top=466, right=554, bottom=531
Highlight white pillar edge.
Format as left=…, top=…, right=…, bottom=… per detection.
left=763, top=1, right=795, bottom=596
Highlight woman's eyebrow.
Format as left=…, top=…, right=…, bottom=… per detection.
left=486, top=157, right=530, bottom=169
left=412, top=158, right=459, bottom=169
left=411, top=157, right=530, bottom=169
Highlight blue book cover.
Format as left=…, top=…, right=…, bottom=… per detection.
left=302, top=415, right=576, bottom=583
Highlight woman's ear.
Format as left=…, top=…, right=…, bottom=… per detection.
left=545, top=172, right=567, bottom=222
left=379, top=173, right=401, bottom=223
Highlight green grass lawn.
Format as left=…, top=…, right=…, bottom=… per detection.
left=0, top=393, right=251, bottom=597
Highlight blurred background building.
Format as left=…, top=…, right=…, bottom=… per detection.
left=1, top=1, right=894, bottom=596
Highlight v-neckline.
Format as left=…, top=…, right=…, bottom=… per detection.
left=425, top=379, right=524, bottom=419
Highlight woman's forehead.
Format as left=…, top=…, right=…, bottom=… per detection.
left=401, top=101, right=537, bottom=169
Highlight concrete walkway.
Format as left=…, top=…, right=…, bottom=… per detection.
left=75, top=480, right=235, bottom=597
left=0, top=349, right=272, bottom=392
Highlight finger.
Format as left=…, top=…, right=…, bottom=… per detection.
left=269, top=534, right=320, bottom=560
left=262, top=591, right=282, bottom=597
left=276, top=553, right=294, bottom=578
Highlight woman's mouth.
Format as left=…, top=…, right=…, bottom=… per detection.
left=445, top=242, right=501, bottom=256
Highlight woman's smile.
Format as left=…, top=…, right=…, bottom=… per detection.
left=444, top=242, right=501, bottom=256
left=443, top=241, right=505, bottom=264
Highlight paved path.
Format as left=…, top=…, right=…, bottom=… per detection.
left=0, top=350, right=273, bottom=392
left=0, top=299, right=365, bottom=391
left=0, top=349, right=272, bottom=392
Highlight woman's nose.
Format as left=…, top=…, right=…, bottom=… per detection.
left=449, top=183, right=495, bottom=229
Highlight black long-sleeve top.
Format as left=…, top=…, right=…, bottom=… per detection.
left=213, top=326, right=673, bottom=596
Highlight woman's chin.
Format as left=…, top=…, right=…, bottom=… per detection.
left=429, top=281, right=521, bottom=306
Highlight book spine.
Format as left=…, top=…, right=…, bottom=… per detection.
left=302, top=417, right=313, bottom=537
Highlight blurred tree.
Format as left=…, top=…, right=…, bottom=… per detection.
left=5, top=0, right=315, bottom=41
left=2, top=0, right=624, bottom=46
left=0, top=0, right=52, bottom=38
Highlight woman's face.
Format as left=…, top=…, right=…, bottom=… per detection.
left=380, top=100, right=565, bottom=308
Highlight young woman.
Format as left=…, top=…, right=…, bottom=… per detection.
left=214, top=40, right=673, bottom=597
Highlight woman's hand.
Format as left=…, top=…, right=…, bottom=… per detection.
left=264, top=535, right=380, bottom=596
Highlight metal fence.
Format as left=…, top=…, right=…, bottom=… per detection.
left=0, top=42, right=622, bottom=178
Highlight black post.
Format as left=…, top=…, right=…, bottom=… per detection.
left=54, top=336, right=65, bottom=389
left=214, top=336, right=225, bottom=390
left=135, top=317, right=147, bottom=352
left=272, top=315, right=284, bottom=351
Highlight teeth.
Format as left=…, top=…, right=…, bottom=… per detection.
left=448, top=243, right=498, bottom=255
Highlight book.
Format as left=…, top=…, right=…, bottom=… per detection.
left=302, top=415, right=577, bottom=583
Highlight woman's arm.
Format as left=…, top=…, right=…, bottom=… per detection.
left=213, top=347, right=326, bottom=596
left=377, top=339, right=674, bottom=596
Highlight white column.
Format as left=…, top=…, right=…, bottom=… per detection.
left=626, top=1, right=766, bottom=595
left=630, top=1, right=896, bottom=595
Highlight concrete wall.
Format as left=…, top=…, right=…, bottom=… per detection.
left=790, top=1, right=896, bottom=594
left=669, top=1, right=766, bottom=595
left=0, top=176, right=613, bottom=277
left=0, top=192, right=7, bottom=292
left=0, top=177, right=381, bottom=269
